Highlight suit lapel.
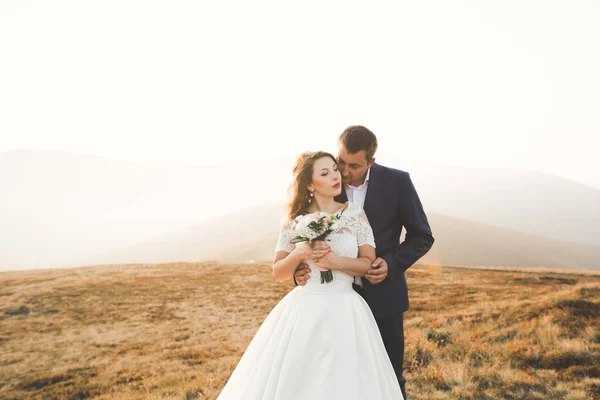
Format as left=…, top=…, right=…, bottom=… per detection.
left=363, top=163, right=382, bottom=216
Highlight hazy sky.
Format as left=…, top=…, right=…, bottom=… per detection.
left=1, top=0, right=599, bottom=186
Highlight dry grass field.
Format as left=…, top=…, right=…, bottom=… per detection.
left=1, top=262, right=599, bottom=400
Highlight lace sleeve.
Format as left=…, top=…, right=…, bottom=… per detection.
left=356, top=209, right=376, bottom=248
left=275, top=220, right=294, bottom=253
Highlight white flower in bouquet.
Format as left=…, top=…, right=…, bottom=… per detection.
left=291, top=211, right=341, bottom=283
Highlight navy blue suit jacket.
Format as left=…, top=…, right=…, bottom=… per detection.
left=336, top=163, right=434, bottom=318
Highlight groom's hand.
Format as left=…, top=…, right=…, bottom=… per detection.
left=294, top=263, right=311, bottom=286
left=364, top=257, right=387, bottom=285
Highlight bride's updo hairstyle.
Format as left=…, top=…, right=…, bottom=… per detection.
left=287, top=151, right=337, bottom=221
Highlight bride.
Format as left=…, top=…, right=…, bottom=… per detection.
left=217, top=151, right=404, bottom=400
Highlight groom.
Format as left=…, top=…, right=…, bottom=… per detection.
left=294, top=125, right=434, bottom=399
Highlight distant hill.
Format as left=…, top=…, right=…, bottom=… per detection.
left=1, top=149, right=598, bottom=270
left=412, top=166, right=600, bottom=247
left=94, top=203, right=600, bottom=271
left=91, top=202, right=287, bottom=265
left=0, top=150, right=290, bottom=270
left=420, top=213, right=600, bottom=270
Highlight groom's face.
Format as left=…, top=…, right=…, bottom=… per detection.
left=337, top=145, right=375, bottom=187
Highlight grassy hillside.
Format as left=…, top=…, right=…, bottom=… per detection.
left=0, top=263, right=599, bottom=399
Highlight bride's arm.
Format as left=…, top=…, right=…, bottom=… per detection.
left=314, top=244, right=375, bottom=277
left=272, top=246, right=314, bottom=282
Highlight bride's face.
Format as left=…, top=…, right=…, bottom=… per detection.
left=308, top=156, right=342, bottom=198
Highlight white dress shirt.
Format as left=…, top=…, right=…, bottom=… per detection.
left=345, top=167, right=371, bottom=209
left=344, top=168, right=371, bottom=286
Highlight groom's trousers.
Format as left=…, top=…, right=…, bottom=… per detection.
left=376, top=315, right=406, bottom=399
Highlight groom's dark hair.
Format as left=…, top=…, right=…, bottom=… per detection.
left=338, top=125, right=378, bottom=161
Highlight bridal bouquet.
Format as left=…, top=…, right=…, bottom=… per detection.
left=291, top=212, right=340, bottom=283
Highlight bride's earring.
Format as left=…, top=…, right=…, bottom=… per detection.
left=308, top=191, right=314, bottom=204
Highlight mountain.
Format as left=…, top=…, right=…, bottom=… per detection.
left=90, top=202, right=286, bottom=265
left=94, top=202, right=600, bottom=271
left=1, top=149, right=598, bottom=270
left=410, top=166, right=600, bottom=247
left=0, top=149, right=290, bottom=270
left=419, top=213, right=600, bottom=270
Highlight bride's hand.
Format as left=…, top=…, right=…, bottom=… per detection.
left=292, top=241, right=331, bottom=262
left=291, top=244, right=316, bottom=262
left=314, top=250, right=338, bottom=271
left=312, top=241, right=331, bottom=259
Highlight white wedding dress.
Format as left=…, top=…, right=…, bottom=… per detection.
left=217, top=203, right=404, bottom=400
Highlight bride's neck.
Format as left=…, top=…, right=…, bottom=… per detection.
left=309, top=195, right=340, bottom=214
